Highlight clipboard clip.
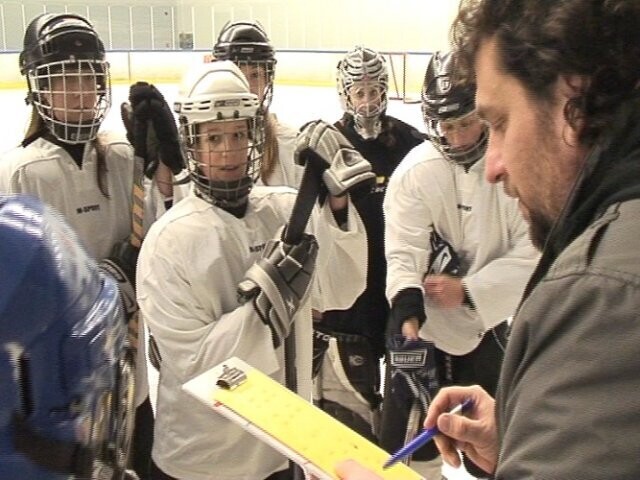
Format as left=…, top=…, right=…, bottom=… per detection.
left=216, top=365, right=248, bottom=390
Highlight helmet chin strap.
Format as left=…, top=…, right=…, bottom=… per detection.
left=353, top=114, right=382, bottom=140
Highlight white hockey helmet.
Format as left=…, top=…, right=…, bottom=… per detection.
left=336, top=46, right=388, bottom=139
left=174, top=60, right=263, bottom=208
left=20, top=13, right=111, bottom=144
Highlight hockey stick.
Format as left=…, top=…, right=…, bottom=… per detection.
left=281, top=153, right=326, bottom=480
left=280, top=153, right=326, bottom=392
left=404, top=401, right=422, bottom=466
left=282, top=155, right=325, bottom=246
left=120, top=103, right=145, bottom=355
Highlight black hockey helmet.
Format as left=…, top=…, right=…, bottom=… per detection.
left=421, top=51, right=487, bottom=166
left=20, top=13, right=105, bottom=75
left=213, top=20, right=275, bottom=63
left=19, top=13, right=111, bottom=144
left=213, top=21, right=276, bottom=111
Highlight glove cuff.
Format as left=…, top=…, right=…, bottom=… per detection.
left=388, top=288, right=426, bottom=336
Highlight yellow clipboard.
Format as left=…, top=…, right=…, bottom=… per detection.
left=182, top=357, right=424, bottom=480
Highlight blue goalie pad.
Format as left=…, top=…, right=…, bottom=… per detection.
left=0, top=195, right=134, bottom=479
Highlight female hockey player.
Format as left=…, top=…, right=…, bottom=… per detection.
left=312, top=45, right=425, bottom=444
left=0, top=13, right=182, bottom=479
left=213, top=20, right=303, bottom=188
left=137, top=60, right=371, bottom=480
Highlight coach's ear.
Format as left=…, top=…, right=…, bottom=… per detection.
left=558, top=74, right=589, bottom=143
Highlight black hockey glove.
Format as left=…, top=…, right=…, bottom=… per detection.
left=121, top=82, right=185, bottom=177
left=427, top=229, right=462, bottom=276
left=98, top=240, right=139, bottom=322
left=387, top=335, right=440, bottom=413
left=295, top=120, right=375, bottom=197
left=237, top=233, right=319, bottom=348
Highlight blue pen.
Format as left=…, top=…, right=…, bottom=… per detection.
left=382, top=398, right=473, bottom=469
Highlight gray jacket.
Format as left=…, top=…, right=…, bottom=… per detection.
left=496, top=100, right=640, bottom=479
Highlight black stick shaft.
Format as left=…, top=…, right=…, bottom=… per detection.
left=282, top=155, right=325, bottom=480
left=282, top=157, right=324, bottom=245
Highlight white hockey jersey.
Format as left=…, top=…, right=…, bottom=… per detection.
left=137, top=187, right=367, bottom=480
left=0, top=135, right=133, bottom=260
left=385, top=141, right=538, bottom=355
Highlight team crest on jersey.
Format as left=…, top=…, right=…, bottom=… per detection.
left=349, top=355, right=365, bottom=367
left=372, top=175, right=387, bottom=194
left=249, top=242, right=266, bottom=253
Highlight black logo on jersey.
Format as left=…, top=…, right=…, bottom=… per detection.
left=249, top=242, right=266, bottom=254
left=76, top=204, right=101, bottom=214
left=457, top=204, right=472, bottom=212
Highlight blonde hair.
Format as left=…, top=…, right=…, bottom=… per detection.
left=260, top=113, right=279, bottom=184
left=23, top=106, right=45, bottom=142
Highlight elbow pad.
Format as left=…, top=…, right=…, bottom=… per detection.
left=237, top=233, right=318, bottom=348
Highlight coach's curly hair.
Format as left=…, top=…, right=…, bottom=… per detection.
left=450, top=0, right=640, bottom=147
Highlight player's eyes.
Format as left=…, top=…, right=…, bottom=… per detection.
left=208, top=134, right=222, bottom=144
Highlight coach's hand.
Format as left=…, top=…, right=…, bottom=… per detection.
left=334, top=459, right=382, bottom=479
left=425, top=385, right=499, bottom=474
